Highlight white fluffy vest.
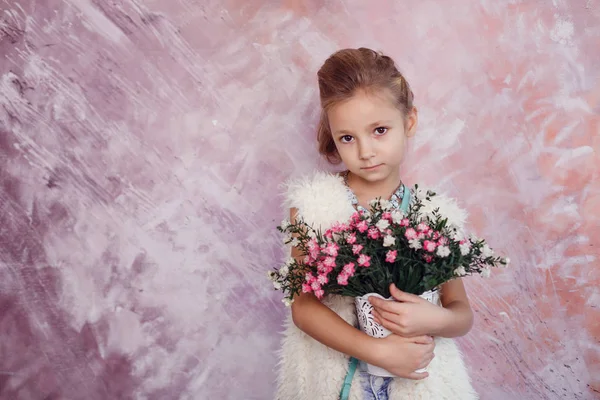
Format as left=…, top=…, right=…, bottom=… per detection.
left=275, top=171, right=478, bottom=400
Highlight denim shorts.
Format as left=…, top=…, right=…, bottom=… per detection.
left=358, top=369, right=392, bottom=400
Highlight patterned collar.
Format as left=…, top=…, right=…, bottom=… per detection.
left=340, top=170, right=405, bottom=214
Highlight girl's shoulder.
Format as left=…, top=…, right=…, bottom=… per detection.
left=279, top=170, right=355, bottom=227
left=280, top=170, right=347, bottom=207
left=408, top=185, right=468, bottom=230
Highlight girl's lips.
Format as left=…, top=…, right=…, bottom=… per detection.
left=362, top=164, right=382, bottom=171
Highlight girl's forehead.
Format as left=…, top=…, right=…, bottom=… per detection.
left=328, top=91, right=403, bottom=126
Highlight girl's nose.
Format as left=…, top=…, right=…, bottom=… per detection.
left=358, top=141, right=375, bottom=160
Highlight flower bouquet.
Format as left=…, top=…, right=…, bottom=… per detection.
left=268, top=186, right=509, bottom=376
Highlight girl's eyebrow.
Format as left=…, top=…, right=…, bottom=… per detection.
left=334, top=121, right=394, bottom=136
left=367, top=120, right=393, bottom=128
left=333, top=128, right=354, bottom=136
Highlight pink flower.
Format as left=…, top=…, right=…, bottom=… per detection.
left=385, top=250, right=397, bottom=263
left=424, top=240, right=437, bottom=252
left=323, top=243, right=339, bottom=257
left=438, top=236, right=449, bottom=246
left=331, top=222, right=349, bottom=233
left=357, top=254, right=371, bottom=267
left=317, top=274, right=329, bottom=285
left=324, top=230, right=333, bottom=240
left=417, top=222, right=430, bottom=232
left=356, top=220, right=368, bottom=233
left=307, top=238, right=319, bottom=250
left=323, top=257, right=337, bottom=268
left=352, top=244, right=364, bottom=255
left=400, top=218, right=410, bottom=227
left=405, top=228, right=418, bottom=240
left=367, top=227, right=381, bottom=240
left=346, top=233, right=357, bottom=244
left=302, top=283, right=312, bottom=293
left=382, top=212, right=392, bottom=221
left=350, top=212, right=361, bottom=224
left=307, top=239, right=321, bottom=261
left=342, top=262, right=356, bottom=276
left=423, top=255, right=433, bottom=263
left=305, top=273, right=316, bottom=283
left=314, top=289, right=325, bottom=299
left=337, top=274, right=349, bottom=286
left=418, top=232, right=426, bottom=240
left=432, top=231, right=441, bottom=240
left=310, top=280, right=321, bottom=291
left=318, top=265, right=333, bottom=275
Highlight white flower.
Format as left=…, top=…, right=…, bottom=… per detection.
left=285, top=257, right=294, bottom=266
left=436, top=245, right=450, bottom=257
left=287, top=238, right=299, bottom=247
left=481, top=244, right=494, bottom=258
left=391, top=210, right=403, bottom=224
left=273, top=281, right=282, bottom=290
left=454, top=266, right=467, bottom=276
left=279, top=265, right=289, bottom=277
left=383, top=235, right=396, bottom=247
left=280, top=219, right=290, bottom=230
left=376, top=219, right=390, bottom=232
left=480, top=267, right=491, bottom=278
left=369, top=199, right=380, bottom=208
left=459, top=243, right=471, bottom=256
left=267, top=271, right=277, bottom=281
left=282, top=298, right=294, bottom=307
left=504, top=257, right=510, bottom=266
left=307, top=231, right=316, bottom=239
left=380, top=200, right=392, bottom=211
left=409, top=239, right=422, bottom=250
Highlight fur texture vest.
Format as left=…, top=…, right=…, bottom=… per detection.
left=275, top=171, right=478, bottom=400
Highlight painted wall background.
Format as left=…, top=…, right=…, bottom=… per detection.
left=0, top=1, right=598, bottom=399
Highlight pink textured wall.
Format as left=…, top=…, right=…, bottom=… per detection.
left=0, top=1, right=598, bottom=399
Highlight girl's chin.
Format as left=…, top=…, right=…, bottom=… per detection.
left=353, top=167, right=392, bottom=181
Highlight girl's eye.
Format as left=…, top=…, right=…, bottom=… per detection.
left=340, top=135, right=354, bottom=143
left=374, top=127, right=388, bottom=135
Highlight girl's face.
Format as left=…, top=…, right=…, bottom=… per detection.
left=327, top=89, right=418, bottom=184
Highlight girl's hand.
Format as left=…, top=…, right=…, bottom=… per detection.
left=373, top=334, right=435, bottom=379
left=369, top=284, right=449, bottom=337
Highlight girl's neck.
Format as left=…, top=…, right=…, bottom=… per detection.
left=344, top=169, right=403, bottom=204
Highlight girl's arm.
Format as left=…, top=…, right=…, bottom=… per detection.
left=288, top=208, right=435, bottom=379
left=431, top=278, right=474, bottom=337
left=291, top=292, right=380, bottom=362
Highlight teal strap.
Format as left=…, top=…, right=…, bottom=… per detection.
left=339, top=357, right=359, bottom=400
left=400, top=184, right=411, bottom=213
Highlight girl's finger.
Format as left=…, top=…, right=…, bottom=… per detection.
left=370, top=297, right=404, bottom=313
left=412, top=335, right=434, bottom=345
left=390, top=284, right=421, bottom=303
left=377, top=309, right=401, bottom=323
left=406, top=371, right=429, bottom=380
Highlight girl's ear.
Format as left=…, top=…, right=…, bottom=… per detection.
left=405, top=107, right=418, bottom=137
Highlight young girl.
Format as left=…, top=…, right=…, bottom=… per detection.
left=276, top=48, right=478, bottom=399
